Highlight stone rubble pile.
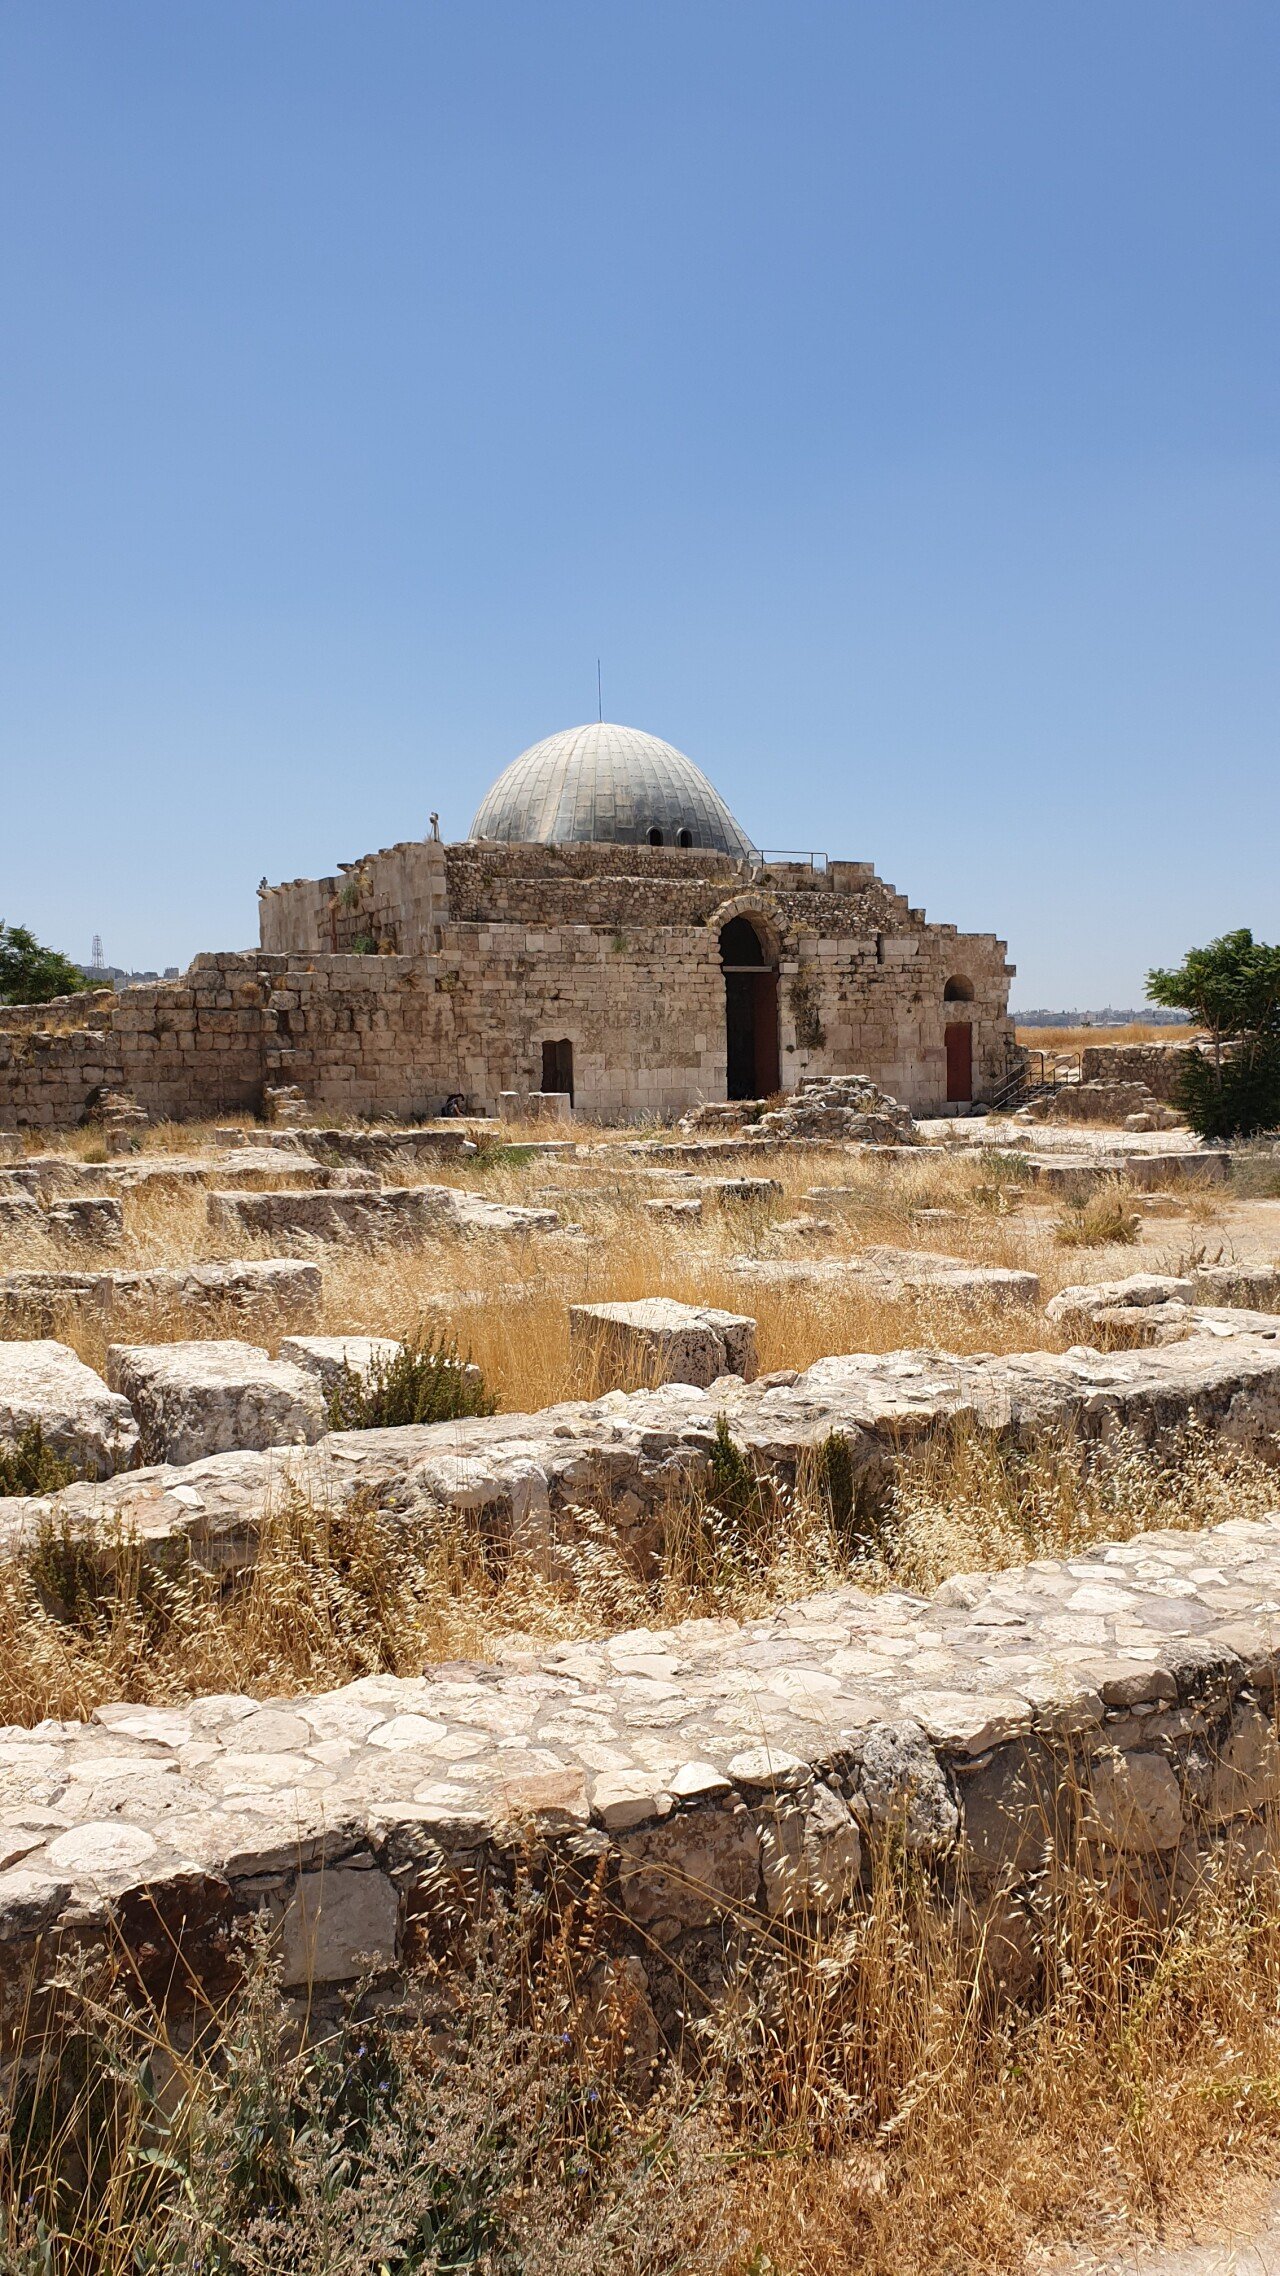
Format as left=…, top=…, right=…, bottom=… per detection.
left=3, top=1513, right=1280, bottom=2013
left=751, top=1076, right=918, bottom=1146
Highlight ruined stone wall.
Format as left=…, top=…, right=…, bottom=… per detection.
left=1080, top=1041, right=1202, bottom=1102
left=259, top=841, right=448, bottom=958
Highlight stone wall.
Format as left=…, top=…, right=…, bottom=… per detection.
left=5, top=1509, right=1280, bottom=2017
left=1080, top=1041, right=1202, bottom=1102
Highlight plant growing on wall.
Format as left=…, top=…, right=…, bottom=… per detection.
left=788, top=968, right=826, bottom=1051
left=1147, top=929, right=1280, bottom=1139
left=0, top=923, right=91, bottom=1005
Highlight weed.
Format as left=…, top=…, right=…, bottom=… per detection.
left=0, top=1425, right=77, bottom=1499
left=325, top=1330, right=496, bottom=1431
left=1055, top=1184, right=1140, bottom=1247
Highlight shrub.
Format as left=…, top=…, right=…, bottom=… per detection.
left=0, top=922, right=90, bottom=1005
left=325, top=1329, right=497, bottom=1431
left=0, top=1424, right=77, bottom=1499
left=1148, top=929, right=1280, bottom=1139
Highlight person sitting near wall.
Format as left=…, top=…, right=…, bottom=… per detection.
left=440, top=1092, right=467, bottom=1117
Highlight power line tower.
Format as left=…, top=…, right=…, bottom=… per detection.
left=90, top=934, right=105, bottom=974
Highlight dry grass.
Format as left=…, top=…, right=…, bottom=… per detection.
left=5, top=1418, right=1274, bottom=1728
left=11, top=1811, right=1280, bottom=2274
left=0, top=1123, right=1220, bottom=1400
left=1017, top=1021, right=1202, bottom=1054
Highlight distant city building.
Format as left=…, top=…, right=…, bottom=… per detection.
left=1013, top=1007, right=1191, bottom=1028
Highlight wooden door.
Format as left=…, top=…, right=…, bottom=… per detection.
left=945, top=1022, right=972, bottom=1103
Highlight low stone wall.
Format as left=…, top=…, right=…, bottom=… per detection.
left=8, top=1327, right=1280, bottom=1577
left=1080, top=1042, right=1203, bottom=1102
left=3, top=1511, right=1280, bottom=2025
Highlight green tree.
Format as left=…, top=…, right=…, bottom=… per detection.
left=0, top=922, right=92, bottom=1006
left=1147, top=929, right=1280, bottom=1140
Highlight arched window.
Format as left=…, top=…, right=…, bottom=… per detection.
left=677, top=828, right=693, bottom=848
left=648, top=826, right=665, bottom=846
left=719, top=915, right=767, bottom=967
left=943, top=974, right=975, bottom=1002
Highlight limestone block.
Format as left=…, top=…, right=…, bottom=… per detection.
left=0, top=1194, right=42, bottom=1236
left=569, top=1297, right=758, bottom=1388
left=1192, top=1264, right=1280, bottom=1313
left=759, top=1783, right=862, bottom=1915
left=1046, top=1274, right=1196, bottom=1332
left=1085, top=1749, right=1184, bottom=1854
left=0, top=1340, right=139, bottom=1477
left=701, top=1176, right=784, bottom=1207
left=280, top=1863, right=399, bottom=1986
left=1203, top=1704, right=1280, bottom=1825
left=616, top=1798, right=761, bottom=1927
left=278, top=1334, right=404, bottom=1396
left=46, top=1196, right=125, bottom=1245
left=105, top=1340, right=327, bottom=1464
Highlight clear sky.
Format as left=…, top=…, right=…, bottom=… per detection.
left=1, top=2, right=1276, bottom=1005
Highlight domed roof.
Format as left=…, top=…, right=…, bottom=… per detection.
left=468, top=722, right=757, bottom=860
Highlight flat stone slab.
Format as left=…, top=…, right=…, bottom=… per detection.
left=1047, top=1274, right=1198, bottom=1330
left=569, top=1298, right=758, bottom=1387
left=104, top=1340, right=327, bottom=1465
left=0, top=1260, right=321, bottom=1337
left=208, top=1186, right=557, bottom=1245
left=0, top=1341, right=139, bottom=1478
left=5, top=1513, right=1280, bottom=1994
left=278, top=1335, right=404, bottom=1396
left=730, top=1245, right=1040, bottom=1303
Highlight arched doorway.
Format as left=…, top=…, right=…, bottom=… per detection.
left=720, top=916, right=780, bottom=1099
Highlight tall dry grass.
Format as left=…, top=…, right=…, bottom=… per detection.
left=0, top=1124, right=1230, bottom=1403
left=6, top=1419, right=1275, bottom=1728
left=10, top=1813, right=1280, bottom=2274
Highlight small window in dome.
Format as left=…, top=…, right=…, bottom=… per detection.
left=677, top=828, right=693, bottom=848
left=648, top=827, right=665, bottom=846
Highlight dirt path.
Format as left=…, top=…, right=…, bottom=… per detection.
left=1049, top=2193, right=1280, bottom=2274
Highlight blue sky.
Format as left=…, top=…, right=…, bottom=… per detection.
left=1, top=2, right=1276, bottom=1005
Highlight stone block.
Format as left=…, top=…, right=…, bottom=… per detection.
left=701, top=1176, right=784, bottom=1207
left=105, top=1340, right=327, bottom=1464
left=1085, top=1748, right=1184, bottom=1854
left=1192, top=1264, right=1280, bottom=1312
left=0, top=1340, right=139, bottom=1477
left=46, top=1196, right=124, bottom=1245
left=569, top=1297, right=758, bottom=1388
left=278, top=1334, right=404, bottom=1396
left=280, top=1863, right=399, bottom=1986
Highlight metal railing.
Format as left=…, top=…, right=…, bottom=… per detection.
left=752, top=849, right=829, bottom=873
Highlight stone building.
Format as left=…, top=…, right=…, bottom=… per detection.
left=0, top=722, right=1017, bottom=1128
left=257, top=722, right=1017, bottom=1120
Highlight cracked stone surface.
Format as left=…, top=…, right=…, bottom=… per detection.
left=207, top=1185, right=558, bottom=1245
left=6, top=1326, right=1280, bottom=1562
left=568, top=1298, right=759, bottom=1387
left=104, top=1339, right=327, bottom=1464
left=0, top=1260, right=322, bottom=1337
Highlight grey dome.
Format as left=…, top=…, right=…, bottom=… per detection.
left=468, top=722, right=757, bottom=859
